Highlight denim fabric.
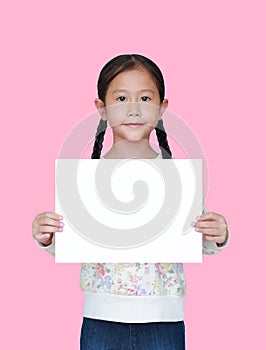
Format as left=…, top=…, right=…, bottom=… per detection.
left=80, top=317, right=185, bottom=350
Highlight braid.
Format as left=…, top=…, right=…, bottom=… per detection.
left=91, top=119, right=107, bottom=159
left=155, top=119, right=172, bottom=159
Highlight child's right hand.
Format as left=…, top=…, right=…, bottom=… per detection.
left=32, top=212, right=64, bottom=246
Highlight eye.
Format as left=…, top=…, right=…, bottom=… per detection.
left=116, top=96, right=127, bottom=102
left=141, top=96, right=151, bottom=102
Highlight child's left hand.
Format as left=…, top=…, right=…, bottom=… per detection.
left=192, top=212, right=228, bottom=245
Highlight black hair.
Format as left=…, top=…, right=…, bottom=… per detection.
left=91, top=54, right=172, bottom=159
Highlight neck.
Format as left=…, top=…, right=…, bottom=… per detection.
left=104, top=140, right=159, bottom=159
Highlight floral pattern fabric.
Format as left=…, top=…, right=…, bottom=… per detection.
left=80, top=262, right=186, bottom=297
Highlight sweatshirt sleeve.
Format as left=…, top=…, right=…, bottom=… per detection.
left=202, top=206, right=230, bottom=255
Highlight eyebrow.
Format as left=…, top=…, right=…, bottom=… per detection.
left=112, top=89, right=154, bottom=95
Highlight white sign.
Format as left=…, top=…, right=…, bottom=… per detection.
left=55, top=159, right=202, bottom=263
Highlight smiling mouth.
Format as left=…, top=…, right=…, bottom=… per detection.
left=124, top=123, right=144, bottom=128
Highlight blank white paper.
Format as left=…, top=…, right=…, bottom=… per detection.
left=55, top=159, right=202, bottom=263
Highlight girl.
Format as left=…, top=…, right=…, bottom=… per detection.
left=32, top=54, right=229, bottom=350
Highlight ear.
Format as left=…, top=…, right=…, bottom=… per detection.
left=94, top=98, right=107, bottom=120
left=159, top=99, right=168, bottom=119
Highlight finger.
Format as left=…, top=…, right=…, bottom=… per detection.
left=194, top=222, right=228, bottom=235
left=204, top=234, right=225, bottom=243
left=38, top=217, right=64, bottom=227
left=197, top=212, right=222, bottom=221
left=193, top=221, right=220, bottom=229
left=34, top=225, right=63, bottom=234
left=34, top=233, right=52, bottom=242
left=195, top=228, right=220, bottom=235
left=36, top=212, right=63, bottom=221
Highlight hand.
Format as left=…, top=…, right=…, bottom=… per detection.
left=192, top=212, right=228, bottom=245
left=32, top=212, right=64, bottom=246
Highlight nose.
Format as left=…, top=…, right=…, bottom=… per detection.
left=127, top=102, right=141, bottom=117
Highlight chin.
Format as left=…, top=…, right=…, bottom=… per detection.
left=113, top=126, right=151, bottom=143
left=124, top=136, right=146, bottom=142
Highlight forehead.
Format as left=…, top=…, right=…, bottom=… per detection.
left=107, top=69, right=157, bottom=92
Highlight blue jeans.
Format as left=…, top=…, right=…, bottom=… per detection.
left=80, top=317, right=185, bottom=350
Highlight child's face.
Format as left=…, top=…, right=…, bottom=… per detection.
left=95, top=68, right=168, bottom=144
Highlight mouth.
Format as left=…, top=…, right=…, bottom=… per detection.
left=123, top=123, right=144, bottom=128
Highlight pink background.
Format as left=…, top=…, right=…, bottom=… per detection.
left=1, top=0, right=265, bottom=349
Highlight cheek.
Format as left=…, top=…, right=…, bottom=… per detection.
left=105, top=106, right=125, bottom=127
left=141, top=104, right=161, bottom=122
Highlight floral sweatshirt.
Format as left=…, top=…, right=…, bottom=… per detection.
left=40, top=153, right=229, bottom=323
